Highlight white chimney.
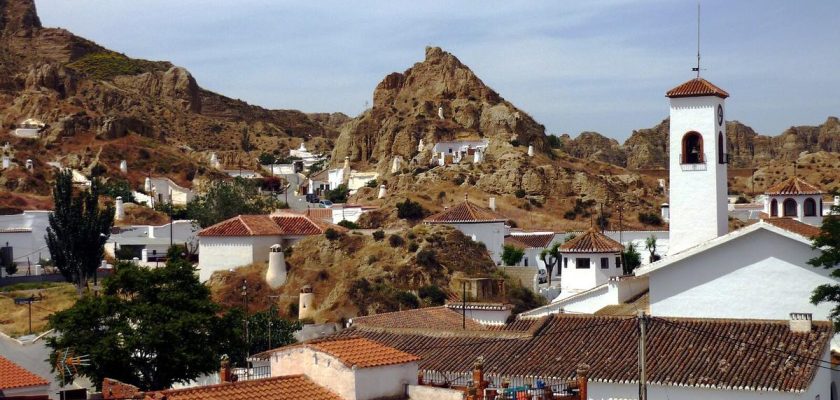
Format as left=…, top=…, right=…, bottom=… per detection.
left=209, top=152, right=220, bottom=169
left=660, top=203, right=670, bottom=222
left=418, top=139, right=425, bottom=153
left=789, top=313, right=812, bottom=333
left=115, top=196, right=125, bottom=221
left=438, top=152, right=445, bottom=166
left=378, top=184, right=387, bottom=199
left=391, top=156, right=402, bottom=173
left=473, top=148, right=483, bottom=164
left=119, top=160, right=127, bottom=173
left=343, top=156, right=350, bottom=170
left=299, top=285, right=315, bottom=321
left=25, top=159, right=33, bottom=170
left=266, top=244, right=287, bottom=289
left=527, top=145, right=534, bottom=157
left=144, top=177, right=152, bottom=192
left=307, top=179, right=314, bottom=195
left=1, top=156, right=9, bottom=169
left=834, top=196, right=839, bottom=207
left=438, top=106, right=444, bottom=120
left=489, top=197, right=496, bottom=211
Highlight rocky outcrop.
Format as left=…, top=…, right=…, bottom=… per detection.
left=114, top=67, right=201, bottom=113
left=623, top=119, right=669, bottom=169
left=24, top=63, right=76, bottom=97
left=561, top=131, right=626, bottom=166
left=0, top=0, right=41, bottom=38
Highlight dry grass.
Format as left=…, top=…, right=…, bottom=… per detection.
left=0, top=282, right=77, bottom=337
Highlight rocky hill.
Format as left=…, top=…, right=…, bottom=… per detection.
left=0, top=0, right=340, bottom=205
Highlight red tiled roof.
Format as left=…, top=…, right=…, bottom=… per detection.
left=762, top=217, right=822, bottom=239
left=505, top=233, right=555, bottom=249
left=424, top=201, right=507, bottom=224
left=330, top=314, right=832, bottom=393
left=0, top=355, right=49, bottom=390
left=307, top=338, right=421, bottom=368
left=765, top=177, right=823, bottom=195
left=145, top=375, right=339, bottom=400
left=666, top=77, right=729, bottom=98
left=198, top=214, right=330, bottom=237
left=559, top=228, right=623, bottom=253
left=352, top=306, right=487, bottom=331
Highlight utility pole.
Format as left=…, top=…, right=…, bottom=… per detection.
left=242, top=279, right=249, bottom=374
left=462, top=281, right=467, bottom=330
left=638, top=310, right=647, bottom=400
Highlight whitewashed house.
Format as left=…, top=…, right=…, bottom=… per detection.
left=557, top=228, right=624, bottom=298
left=503, top=232, right=557, bottom=268
left=430, top=139, right=488, bottom=165
left=289, top=142, right=327, bottom=168
left=763, top=176, right=826, bottom=226
left=12, top=118, right=45, bottom=139
left=144, top=177, right=195, bottom=206
left=0, top=210, right=52, bottom=265
left=105, top=220, right=199, bottom=263
left=423, top=198, right=509, bottom=264
left=197, top=213, right=336, bottom=281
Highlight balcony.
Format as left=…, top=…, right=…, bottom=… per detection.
left=679, top=153, right=707, bottom=171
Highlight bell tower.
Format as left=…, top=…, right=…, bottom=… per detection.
left=666, top=78, right=729, bottom=255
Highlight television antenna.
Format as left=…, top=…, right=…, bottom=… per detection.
left=691, top=2, right=705, bottom=77
left=55, top=348, right=90, bottom=386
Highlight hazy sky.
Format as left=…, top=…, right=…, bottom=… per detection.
left=35, top=1, right=840, bottom=141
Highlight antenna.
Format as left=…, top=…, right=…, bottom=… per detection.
left=692, top=1, right=702, bottom=77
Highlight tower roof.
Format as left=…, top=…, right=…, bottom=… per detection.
left=765, top=176, right=823, bottom=195
left=559, top=228, right=624, bottom=253
left=666, top=77, right=729, bottom=99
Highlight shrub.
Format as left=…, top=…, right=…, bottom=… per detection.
left=416, top=249, right=437, bottom=268
left=418, top=285, right=447, bottom=306
left=365, top=179, right=378, bottom=188
left=406, top=232, right=416, bottom=240
left=510, top=139, right=521, bottom=147
left=4, top=262, right=18, bottom=276
left=258, top=152, right=275, bottom=165
left=396, top=199, right=425, bottom=220
left=388, top=234, right=404, bottom=247
left=501, top=245, right=525, bottom=266
left=395, top=291, right=420, bottom=309
left=638, top=212, right=663, bottom=226
left=407, top=241, right=419, bottom=252
left=367, top=255, right=378, bottom=264
left=735, top=195, right=749, bottom=204
left=546, top=135, right=563, bottom=149
left=325, top=228, right=340, bottom=240
left=325, top=184, right=349, bottom=203
left=622, top=243, right=642, bottom=274
left=372, top=230, right=385, bottom=241
left=337, top=220, right=359, bottom=229
left=514, top=189, right=526, bottom=198
left=563, top=210, right=577, bottom=220
left=317, top=270, right=329, bottom=281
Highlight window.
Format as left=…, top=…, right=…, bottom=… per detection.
left=600, top=257, right=609, bottom=269
left=804, top=198, right=817, bottom=216
left=563, top=257, right=568, bottom=269
left=717, top=131, right=727, bottom=164
left=681, top=132, right=704, bottom=164
left=770, top=199, right=778, bottom=217
left=783, top=198, right=797, bottom=217
left=575, top=258, right=590, bottom=269
left=615, top=257, right=621, bottom=269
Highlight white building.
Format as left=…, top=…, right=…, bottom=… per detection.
left=289, top=142, right=327, bottom=167
left=503, top=232, right=558, bottom=268
left=430, top=139, right=488, bottom=165
left=197, top=213, right=336, bottom=281
left=12, top=118, right=45, bottom=139
left=763, top=176, right=825, bottom=226
left=144, top=177, right=195, bottom=206
left=105, top=220, right=199, bottom=262
left=0, top=210, right=52, bottom=265
left=423, top=198, right=509, bottom=264
left=346, top=171, right=378, bottom=193
left=667, top=77, right=730, bottom=255
left=557, top=228, right=624, bottom=297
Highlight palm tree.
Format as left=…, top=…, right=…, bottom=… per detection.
left=540, top=243, right=561, bottom=285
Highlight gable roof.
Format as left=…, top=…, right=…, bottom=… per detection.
left=305, top=338, right=421, bottom=369
left=424, top=200, right=507, bottom=224
left=666, top=77, right=729, bottom=99
left=0, top=355, right=49, bottom=390
left=327, top=313, right=832, bottom=393
left=762, top=217, right=821, bottom=239
left=505, top=233, right=555, bottom=249
left=635, top=220, right=815, bottom=277
left=766, top=177, right=823, bottom=195
left=145, top=375, right=340, bottom=400
left=559, top=228, right=623, bottom=253
left=351, top=306, right=487, bottom=331
left=198, top=214, right=330, bottom=237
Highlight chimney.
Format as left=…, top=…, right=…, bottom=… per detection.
left=789, top=313, right=812, bottom=333
left=527, top=144, right=534, bottom=157
left=834, top=196, right=839, bottom=208
left=119, top=160, right=127, bottom=174
left=418, top=139, right=425, bottom=153
left=25, top=159, right=33, bottom=170
left=576, top=363, right=590, bottom=400
left=343, top=156, right=350, bottom=170
left=1, top=156, right=9, bottom=169
left=378, top=184, right=387, bottom=199
left=660, top=203, right=670, bottom=222
left=115, top=196, right=125, bottom=221
left=220, top=356, right=232, bottom=383
left=488, top=197, right=496, bottom=211
left=299, top=285, right=315, bottom=321
left=265, top=244, right=287, bottom=289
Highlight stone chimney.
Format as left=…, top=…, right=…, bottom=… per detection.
left=488, top=197, right=496, bottom=211
left=119, top=160, right=127, bottom=174
left=115, top=196, right=125, bottom=221
left=527, top=144, right=534, bottom=157
left=790, top=313, right=812, bottom=333
left=219, top=355, right=233, bottom=383
left=265, top=244, right=287, bottom=289
left=378, top=184, right=387, bottom=199
left=299, top=285, right=315, bottom=321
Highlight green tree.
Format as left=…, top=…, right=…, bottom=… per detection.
left=396, top=199, right=425, bottom=220
left=810, top=210, right=840, bottom=329
left=187, top=178, right=286, bottom=227
left=258, top=152, right=276, bottom=165
left=46, top=170, right=114, bottom=293
left=244, top=306, right=302, bottom=356
left=644, top=235, right=660, bottom=263
left=501, top=245, right=525, bottom=266
left=622, top=242, right=642, bottom=275
left=540, top=242, right=561, bottom=284
left=325, top=184, right=349, bottom=203
left=418, top=285, right=447, bottom=306
left=46, top=259, right=239, bottom=391
left=507, top=286, right=546, bottom=315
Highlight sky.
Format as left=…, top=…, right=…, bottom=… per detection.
left=35, top=0, right=840, bottom=141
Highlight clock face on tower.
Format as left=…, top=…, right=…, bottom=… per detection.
left=717, top=105, right=724, bottom=126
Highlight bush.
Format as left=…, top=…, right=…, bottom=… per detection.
left=372, top=230, right=385, bottom=241
left=546, top=135, right=563, bottom=149
left=418, top=285, right=447, bottom=306
left=508, top=286, right=546, bottom=315
left=325, top=228, right=340, bottom=240
left=514, top=189, right=526, bottom=198
left=563, top=210, right=577, bottom=220
left=638, top=212, right=663, bottom=226
left=258, top=152, right=275, bottom=165
left=406, top=232, right=416, bottom=240
left=367, top=255, right=378, bottom=264
left=501, top=245, right=525, bottom=266
left=4, top=262, right=18, bottom=276
left=622, top=243, right=642, bottom=275
left=395, top=291, right=420, bottom=309
left=337, top=220, right=359, bottom=229
left=735, top=195, right=749, bottom=204
left=416, top=249, right=437, bottom=267
left=325, top=184, right=349, bottom=203
left=407, top=241, right=419, bottom=252
left=396, top=199, right=425, bottom=220
left=365, top=179, right=378, bottom=188
left=388, top=234, right=404, bottom=247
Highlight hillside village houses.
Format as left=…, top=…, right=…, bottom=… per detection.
left=142, top=176, right=195, bottom=207
left=423, top=196, right=509, bottom=264
left=430, top=138, right=489, bottom=165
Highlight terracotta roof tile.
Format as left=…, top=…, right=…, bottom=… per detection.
left=0, top=355, right=49, bottom=390
left=352, top=306, right=487, bottom=331
left=307, top=338, right=421, bottom=368
left=145, top=375, right=339, bottom=400
left=330, top=314, right=832, bottom=393
left=559, top=228, right=623, bottom=253
left=762, top=217, right=822, bottom=238
left=198, top=214, right=332, bottom=237
left=504, top=233, right=555, bottom=249
left=271, top=215, right=324, bottom=235
left=666, top=77, right=729, bottom=98
left=424, top=200, right=507, bottom=224
left=766, top=177, right=823, bottom=195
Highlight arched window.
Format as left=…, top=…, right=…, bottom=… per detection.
left=718, top=131, right=727, bottom=164
left=804, top=198, right=817, bottom=216
left=681, top=132, right=704, bottom=164
left=770, top=199, right=778, bottom=217
left=783, top=198, right=798, bottom=217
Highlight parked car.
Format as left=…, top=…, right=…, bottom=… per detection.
left=318, top=200, right=334, bottom=208
left=537, top=269, right=548, bottom=284
left=305, top=194, right=319, bottom=203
